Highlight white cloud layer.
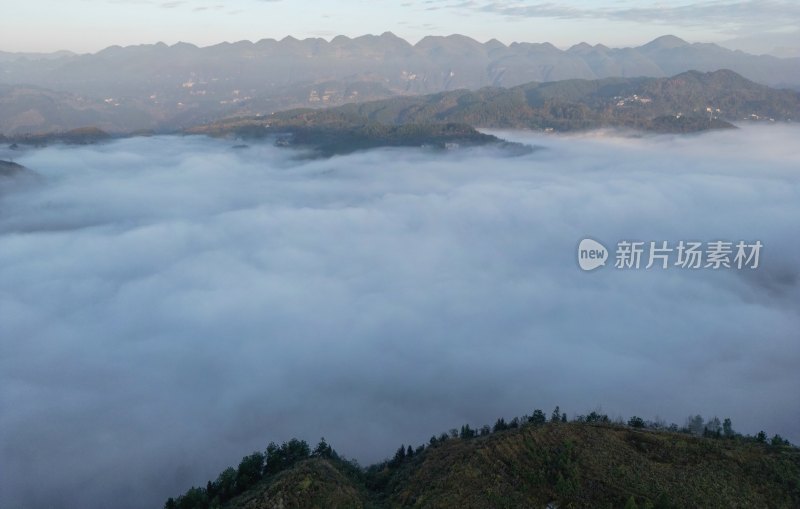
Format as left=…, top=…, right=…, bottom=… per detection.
left=470, top=0, right=800, bottom=27
left=1, top=125, right=799, bottom=508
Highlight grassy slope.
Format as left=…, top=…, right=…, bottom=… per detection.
left=227, top=460, right=370, bottom=509
left=222, top=422, right=800, bottom=509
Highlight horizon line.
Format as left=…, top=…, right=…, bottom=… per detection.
left=1, top=33, right=741, bottom=58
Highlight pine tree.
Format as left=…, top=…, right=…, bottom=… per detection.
left=389, top=444, right=406, bottom=467
left=529, top=409, right=546, bottom=425
left=722, top=418, right=734, bottom=438
left=624, top=495, right=639, bottom=509
left=313, top=437, right=333, bottom=458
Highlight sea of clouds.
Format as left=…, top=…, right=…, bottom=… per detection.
left=1, top=125, right=799, bottom=508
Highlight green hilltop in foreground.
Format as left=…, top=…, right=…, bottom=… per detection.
left=191, top=121, right=532, bottom=157
left=0, top=160, right=26, bottom=177
left=166, top=410, right=799, bottom=509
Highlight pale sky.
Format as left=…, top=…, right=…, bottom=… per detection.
left=2, top=0, right=799, bottom=55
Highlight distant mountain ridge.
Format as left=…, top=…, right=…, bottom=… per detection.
left=1, top=34, right=799, bottom=135
left=190, top=70, right=800, bottom=145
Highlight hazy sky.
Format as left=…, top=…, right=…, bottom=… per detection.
left=2, top=0, right=799, bottom=55
left=2, top=125, right=799, bottom=508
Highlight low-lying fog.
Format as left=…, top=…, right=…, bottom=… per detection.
left=1, top=125, right=799, bottom=509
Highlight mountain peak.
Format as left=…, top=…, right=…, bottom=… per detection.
left=642, top=35, right=690, bottom=50
left=671, top=68, right=759, bottom=88
left=485, top=38, right=506, bottom=47
left=567, top=42, right=594, bottom=53
left=415, top=34, right=485, bottom=53
left=170, top=41, right=198, bottom=50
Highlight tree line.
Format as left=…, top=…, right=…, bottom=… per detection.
left=165, top=405, right=793, bottom=508
left=164, top=438, right=339, bottom=509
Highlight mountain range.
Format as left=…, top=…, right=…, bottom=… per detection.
left=2, top=34, right=799, bottom=135
left=184, top=69, right=799, bottom=156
